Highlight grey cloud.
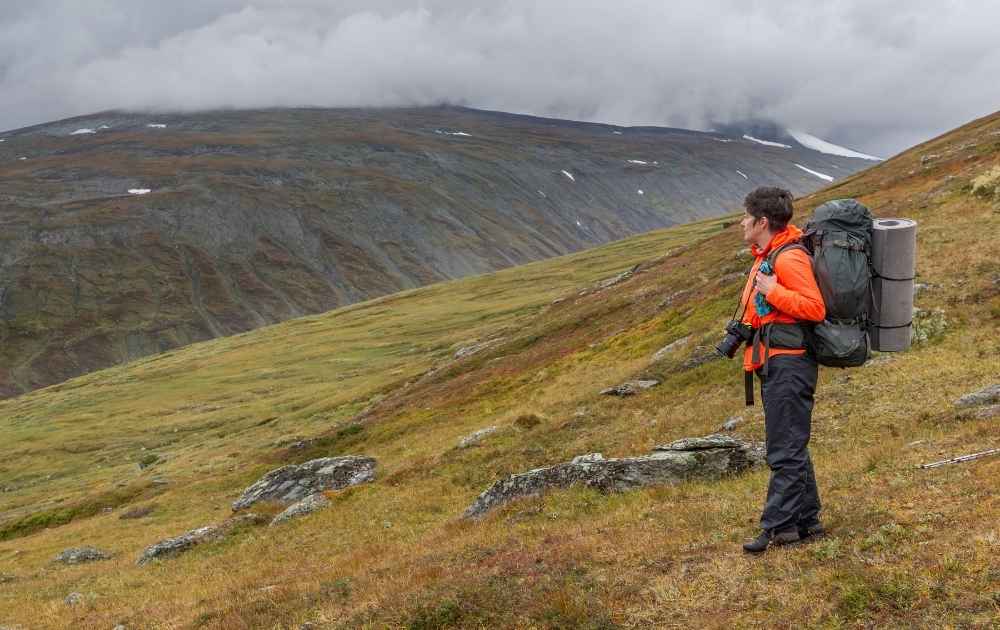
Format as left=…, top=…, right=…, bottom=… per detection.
left=1, top=0, right=998, bottom=156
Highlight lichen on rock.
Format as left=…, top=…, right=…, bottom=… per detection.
left=232, top=456, right=376, bottom=511
left=463, top=435, right=764, bottom=519
left=55, top=547, right=110, bottom=565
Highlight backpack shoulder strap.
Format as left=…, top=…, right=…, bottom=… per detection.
left=767, top=242, right=809, bottom=267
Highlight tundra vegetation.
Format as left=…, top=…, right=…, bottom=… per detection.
left=0, top=110, right=998, bottom=628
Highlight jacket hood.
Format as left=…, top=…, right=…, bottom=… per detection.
left=751, top=224, right=803, bottom=258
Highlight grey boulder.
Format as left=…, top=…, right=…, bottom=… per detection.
left=458, top=426, right=500, bottom=449
left=719, top=416, right=742, bottom=432
left=954, top=384, right=1000, bottom=408
left=136, top=514, right=263, bottom=565
left=600, top=380, right=659, bottom=396
left=136, top=526, right=220, bottom=566
left=55, top=547, right=110, bottom=565
left=463, top=434, right=764, bottom=519
left=232, top=456, right=376, bottom=511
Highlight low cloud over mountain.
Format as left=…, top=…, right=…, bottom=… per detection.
left=2, top=1, right=999, bottom=157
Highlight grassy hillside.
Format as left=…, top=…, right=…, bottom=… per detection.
left=0, top=106, right=874, bottom=399
left=0, top=110, right=998, bottom=628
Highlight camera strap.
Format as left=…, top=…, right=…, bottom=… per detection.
left=745, top=371, right=754, bottom=406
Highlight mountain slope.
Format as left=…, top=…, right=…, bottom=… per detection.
left=0, top=109, right=998, bottom=629
left=0, top=106, right=875, bottom=398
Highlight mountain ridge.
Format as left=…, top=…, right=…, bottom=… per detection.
left=0, top=106, right=876, bottom=397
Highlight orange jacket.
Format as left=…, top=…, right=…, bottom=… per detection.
left=740, top=225, right=826, bottom=371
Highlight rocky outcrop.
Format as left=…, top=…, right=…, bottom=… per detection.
left=594, top=265, right=639, bottom=291
left=600, top=380, right=659, bottom=396
left=137, top=526, right=220, bottom=566
left=232, top=456, right=376, bottom=511
left=463, top=435, right=764, bottom=519
left=954, top=384, right=1000, bottom=408
left=458, top=426, right=501, bottom=449
left=55, top=547, right=110, bottom=565
left=137, top=514, right=263, bottom=565
left=454, top=339, right=504, bottom=360
left=719, top=415, right=743, bottom=432
left=270, top=493, right=330, bottom=526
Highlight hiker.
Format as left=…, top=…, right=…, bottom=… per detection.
left=735, top=187, right=827, bottom=553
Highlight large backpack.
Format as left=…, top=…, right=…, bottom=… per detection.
left=798, top=199, right=874, bottom=367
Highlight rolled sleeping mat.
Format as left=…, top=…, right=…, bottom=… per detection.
left=870, top=218, right=917, bottom=351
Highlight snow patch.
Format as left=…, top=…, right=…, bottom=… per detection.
left=637, top=189, right=645, bottom=195
left=17, top=157, right=27, bottom=160
left=612, top=131, right=623, bottom=135
left=447, top=131, right=472, bottom=137
left=736, top=170, right=748, bottom=180
left=128, top=188, right=152, bottom=195
left=787, top=130, right=882, bottom=161
left=576, top=219, right=583, bottom=227
left=147, top=123, right=167, bottom=129
left=98, top=125, right=111, bottom=130
left=561, top=170, right=576, bottom=182
left=70, top=128, right=96, bottom=135
left=538, top=190, right=547, bottom=198
left=743, top=135, right=791, bottom=149
left=793, top=164, right=834, bottom=182
left=713, top=138, right=733, bottom=143
left=0, top=139, right=6, bottom=143
left=627, top=159, right=649, bottom=165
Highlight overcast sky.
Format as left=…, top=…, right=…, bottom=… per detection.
left=2, top=0, right=999, bottom=156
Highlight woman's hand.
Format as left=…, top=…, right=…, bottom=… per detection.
left=755, top=273, right=777, bottom=296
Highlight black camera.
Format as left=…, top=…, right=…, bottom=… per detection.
left=716, top=320, right=754, bottom=358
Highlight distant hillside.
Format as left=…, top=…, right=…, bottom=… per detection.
left=0, top=109, right=996, bottom=629
left=0, top=106, right=876, bottom=397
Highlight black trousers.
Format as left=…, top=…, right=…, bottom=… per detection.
left=755, top=353, right=821, bottom=533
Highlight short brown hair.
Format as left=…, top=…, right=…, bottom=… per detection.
left=744, top=187, right=794, bottom=231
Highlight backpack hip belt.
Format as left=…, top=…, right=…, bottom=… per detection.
left=745, top=321, right=809, bottom=405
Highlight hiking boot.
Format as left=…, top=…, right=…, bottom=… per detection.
left=798, top=522, right=825, bottom=539
left=742, top=528, right=801, bottom=554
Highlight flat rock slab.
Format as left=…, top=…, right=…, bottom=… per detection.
left=600, top=380, right=659, bottom=396
left=654, top=434, right=753, bottom=451
left=458, top=426, right=500, bottom=449
left=594, top=265, right=639, bottom=290
left=55, top=547, right=110, bottom=565
left=137, top=514, right=263, bottom=565
left=454, top=338, right=504, bottom=360
left=270, top=493, right=330, bottom=526
left=463, top=435, right=764, bottom=519
left=954, top=384, right=1000, bottom=408
left=232, top=456, right=376, bottom=511
left=137, top=526, right=220, bottom=566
